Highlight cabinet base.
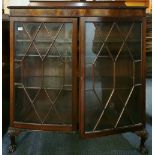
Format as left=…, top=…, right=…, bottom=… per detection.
left=7, top=127, right=148, bottom=154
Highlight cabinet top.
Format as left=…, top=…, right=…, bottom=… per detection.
left=8, top=1, right=146, bottom=17
left=8, top=1, right=146, bottom=9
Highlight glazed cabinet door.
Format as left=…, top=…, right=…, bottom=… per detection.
left=79, top=17, right=145, bottom=137
left=10, top=17, right=78, bottom=131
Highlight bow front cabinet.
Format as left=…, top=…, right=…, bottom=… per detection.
left=8, top=1, right=148, bottom=153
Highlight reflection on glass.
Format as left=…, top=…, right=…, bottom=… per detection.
left=85, top=22, right=142, bottom=132
left=14, top=22, right=73, bottom=124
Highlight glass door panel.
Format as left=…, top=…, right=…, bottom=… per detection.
left=14, top=19, right=77, bottom=129
left=80, top=18, right=143, bottom=136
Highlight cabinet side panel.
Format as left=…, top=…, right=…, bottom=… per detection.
left=141, top=17, right=146, bottom=125
left=10, top=19, right=15, bottom=127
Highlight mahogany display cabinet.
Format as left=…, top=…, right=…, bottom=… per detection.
left=8, top=1, right=148, bottom=153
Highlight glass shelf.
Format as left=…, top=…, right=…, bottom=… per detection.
left=14, top=54, right=72, bottom=58
left=15, top=40, right=139, bottom=43
left=15, top=84, right=72, bottom=91
left=16, top=39, right=72, bottom=43
left=86, top=40, right=141, bottom=43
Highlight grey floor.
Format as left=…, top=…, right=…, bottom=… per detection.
left=146, top=79, right=152, bottom=117
left=2, top=79, right=152, bottom=155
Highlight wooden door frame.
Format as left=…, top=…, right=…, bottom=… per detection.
left=79, top=17, right=146, bottom=138
left=10, top=17, right=78, bottom=132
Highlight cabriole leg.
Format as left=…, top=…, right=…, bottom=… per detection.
left=135, top=129, right=148, bottom=154
left=7, top=127, right=21, bottom=153
left=8, top=135, right=16, bottom=153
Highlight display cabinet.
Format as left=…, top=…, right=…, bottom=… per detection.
left=8, top=1, right=148, bottom=154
